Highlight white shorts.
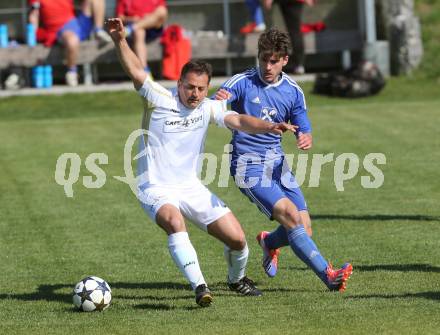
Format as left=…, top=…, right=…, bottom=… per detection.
left=138, top=181, right=231, bottom=231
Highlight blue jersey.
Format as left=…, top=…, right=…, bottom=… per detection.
left=220, top=68, right=312, bottom=176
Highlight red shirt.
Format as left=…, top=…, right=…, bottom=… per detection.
left=29, top=0, right=75, bottom=32
left=116, top=0, right=166, bottom=17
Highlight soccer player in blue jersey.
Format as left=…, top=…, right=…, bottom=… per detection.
left=215, top=28, right=353, bottom=292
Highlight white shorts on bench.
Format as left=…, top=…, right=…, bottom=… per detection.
left=138, top=181, right=231, bottom=231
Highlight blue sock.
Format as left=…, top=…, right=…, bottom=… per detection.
left=68, top=66, right=77, bottom=73
left=264, top=225, right=289, bottom=250
left=287, top=226, right=328, bottom=283
left=254, top=5, right=264, bottom=25
left=144, top=65, right=151, bottom=73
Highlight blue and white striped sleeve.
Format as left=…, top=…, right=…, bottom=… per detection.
left=219, top=71, right=249, bottom=104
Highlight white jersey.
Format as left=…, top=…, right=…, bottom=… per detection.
left=136, top=78, right=236, bottom=187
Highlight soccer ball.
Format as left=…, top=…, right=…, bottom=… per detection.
left=72, top=276, right=112, bottom=312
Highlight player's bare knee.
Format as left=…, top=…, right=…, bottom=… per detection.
left=156, top=212, right=185, bottom=234
left=155, top=6, right=168, bottom=24
left=164, top=217, right=185, bottom=233
left=274, top=202, right=301, bottom=227
left=280, top=210, right=302, bottom=229
left=228, top=235, right=246, bottom=251
left=289, top=211, right=302, bottom=226
left=63, top=32, right=79, bottom=48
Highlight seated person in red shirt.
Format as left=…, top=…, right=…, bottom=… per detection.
left=28, top=0, right=111, bottom=86
left=116, top=0, right=168, bottom=78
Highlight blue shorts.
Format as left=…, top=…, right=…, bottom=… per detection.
left=145, top=27, right=164, bottom=42
left=57, top=12, right=93, bottom=42
left=127, top=26, right=164, bottom=42
left=233, top=163, right=308, bottom=219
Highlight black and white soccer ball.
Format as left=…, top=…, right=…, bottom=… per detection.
left=72, top=276, right=112, bottom=312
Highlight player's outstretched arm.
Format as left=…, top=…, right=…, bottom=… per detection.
left=105, top=18, right=147, bottom=90
left=224, top=114, right=297, bottom=135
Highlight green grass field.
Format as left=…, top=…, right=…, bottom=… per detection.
left=415, top=0, right=440, bottom=80
left=0, top=77, right=439, bottom=334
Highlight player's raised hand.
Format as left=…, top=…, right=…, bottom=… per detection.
left=215, top=88, right=232, bottom=101
left=297, top=132, right=313, bottom=150
left=105, top=18, right=126, bottom=42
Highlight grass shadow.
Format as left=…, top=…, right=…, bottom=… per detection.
left=0, top=281, right=233, bottom=310
left=134, top=303, right=177, bottom=310
left=134, top=303, right=204, bottom=311
left=0, top=281, right=192, bottom=305
left=347, top=291, right=440, bottom=302
left=283, top=263, right=440, bottom=273
left=0, top=283, right=71, bottom=304
left=356, top=264, right=440, bottom=273
left=111, top=281, right=189, bottom=290
left=311, top=214, right=440, bottom=222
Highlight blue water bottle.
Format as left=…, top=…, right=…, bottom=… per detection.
left=43, top=65, right=53, bottom=88
left=0, top=24, right=8, bottom=48
left=32, top=66, right=44, bottom=88
left=26, top=23, right=36, bottom=47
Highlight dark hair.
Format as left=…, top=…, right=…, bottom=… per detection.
left=180, top=60, right=213, bottom=83
left=258, top=28, right=292, bottom=60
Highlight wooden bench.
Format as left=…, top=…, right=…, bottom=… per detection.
left=0, top=29, right=361, bottom=77
left=0, top=0, right=366, bottom=84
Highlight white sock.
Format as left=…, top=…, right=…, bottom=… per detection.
left=224, top=243, right=249, bottom=283
left=168, top=232, right=206, bottom=290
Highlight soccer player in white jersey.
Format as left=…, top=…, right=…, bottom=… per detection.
left=215, top=28, right=353, bottom=292
left=105, top=18, right=297, bottom=307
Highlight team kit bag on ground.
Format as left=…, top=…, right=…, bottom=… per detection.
left=313, top=61, right=386, bottom=98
